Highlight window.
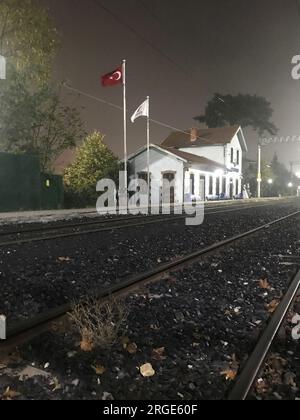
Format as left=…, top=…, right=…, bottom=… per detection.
left=236, top=179, right=239, bottom=195
left=237, top=150, right=240, bottom=165
left=199, top=175, right=206, bottom=198
left=222, top=177, right=226, bottom=195
left=190, top=173, right=195, bottom=195
left=209, top=176, right=213, bottom=195
left=216, top=177, right=220, bottom=195
left=231, top=148, right=234, bottom=164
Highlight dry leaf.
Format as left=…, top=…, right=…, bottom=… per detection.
left=221, top=369, right=238, bottom=381
left=58, top=257, right=71, bottom=262
left=152, top=347, right=166, bottom=361
left=140, top=363, right=155, bottom=377
left=126, top=343, right=138, bottom=354
left=258, top=279, right=272, bottom=290
left=255, top=378, right=268, bottom=394
left=121, top=336, right=130, bottom=349
left=150, top=324, right=160, bottom=331
left=1, top=387, right=21, bottom=400
left=91, top=364, right=106, bottom=375
left=265, top=300, right=279, bottom=314
left=80, top=337, right=94, bottom=352
left=51, top=377, right=62, bottom=392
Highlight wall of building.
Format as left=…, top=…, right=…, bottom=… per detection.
left=185, top=168, right=242, bottom=199
left=225, top=134, right=243, bottom=174
left=129, top=147, right=185, bottom=204
left=180, top=145, right=225, bottom=166
left=180, top=132, right=243, bottom=175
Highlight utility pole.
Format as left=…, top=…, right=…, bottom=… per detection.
left=257, top=144, right=262, bottom=198
left=0, top=55, right=6, bottom=80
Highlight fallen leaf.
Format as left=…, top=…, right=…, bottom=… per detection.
left=80, top=337, right=94, bottom=352
left=255, top=378, right=268, bottom=394
left=152, top=347, right=167, bottom=361
left=58, top=257, right=71, bottom=262
left=230, top=354, right=239, bottom=371
left=51, top=377, right=62, bottom=392
left=1, top=387, right=21, bottom=400
left=265, top=300, right=280, bottom=314
left=91, top=364, right=106, bottom=375
left=140, top=363, right=155, bottom=378
left=258, top=279, right=272, bottom=290
left=121, top=336, right=130, bottom=349
left=126, top=343, right=138, bottom=354
left=221, top=369, right=237, bottom=381
left=150, top=324, right=160, bottom=331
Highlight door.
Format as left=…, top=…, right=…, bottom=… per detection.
left=199, top=175, right=206, bottom=201
left=229, top=179, right=234, bottom=199
left=162, top=172, right=175, bottom=204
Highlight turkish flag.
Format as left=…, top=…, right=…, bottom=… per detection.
left=102, top=66, right=123, bottom=87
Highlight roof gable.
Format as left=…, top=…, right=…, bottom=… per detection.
left=161, top=126, right=248, bottom=152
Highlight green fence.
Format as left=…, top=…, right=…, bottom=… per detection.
left=41, top=174, right=64, bottom=210
left=0, top=152, right=64, bottom=212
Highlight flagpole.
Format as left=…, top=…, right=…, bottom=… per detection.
left=147, top=96, right=150, bottom=207
left=122, top=59, right=128, bottom=200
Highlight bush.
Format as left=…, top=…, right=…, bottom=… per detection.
left=64, top=131, right=119, bottom=208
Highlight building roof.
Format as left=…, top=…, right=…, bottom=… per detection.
left=161, top=125, right=248, bottom=151
left=127, top=144, right=226, bottom=171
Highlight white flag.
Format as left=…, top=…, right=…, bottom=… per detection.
left=131, top=98, right=149, bottom=123
left=0, top=55, right=6, bottom=80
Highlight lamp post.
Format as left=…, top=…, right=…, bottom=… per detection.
left=257, top=144, right=262, bottom=198
left=0, top=55, right=6, bottom=80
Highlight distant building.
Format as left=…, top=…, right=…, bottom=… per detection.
left=128, top=125, right=248, bottom=204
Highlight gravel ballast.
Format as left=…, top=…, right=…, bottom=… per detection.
left=0, top=202, right=299, bottom=400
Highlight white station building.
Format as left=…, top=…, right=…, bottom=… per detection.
left=128, top=125, right=248, bottom=204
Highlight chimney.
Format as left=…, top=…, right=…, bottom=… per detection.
left=191, top=128, right=198, bottom=142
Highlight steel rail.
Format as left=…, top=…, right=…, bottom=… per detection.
left=0, top=200, right=280, bottom=238
left=0, top=198, right=294, bottom=239
left=228, top=269, right=300, bottom=400
left=0, top=201, right=295, bottom=248
left=1, top=209, right=299, bottom=354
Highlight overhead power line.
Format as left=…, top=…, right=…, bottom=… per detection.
left=63, top=83, right=212, bottom=145
left=295, top=0, right=300, bottom=18
left=92, top=0, right=194, bottom=80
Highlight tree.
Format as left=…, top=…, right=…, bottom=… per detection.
left=243, top=159, right=274, bottom=197
left=195, top=93, right=278, bottom=136
left=64, top=132, right=120, bottom=206
left=271, top=153, right=296, bottom=196
left=243, top=153, right=295, bottom=197
left=0, top=0, right=59, bottom=83
left=0, top=69, right=85, bottom=171
left=0, top=0, right=84, bottom=172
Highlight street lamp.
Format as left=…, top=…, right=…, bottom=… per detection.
left=257, top=144, right=262, bottom=198
left=288, top=182, right=293, bottom=188
left=267, top=179, right=273, bottom=184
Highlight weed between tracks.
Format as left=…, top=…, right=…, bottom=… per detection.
left=69, top=296, right=128, bottom=352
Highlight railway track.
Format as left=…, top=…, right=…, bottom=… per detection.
left=0, top=200, right=296, bottom=247
left=1, top=207, right=299, bottom=371
left=228, top=269, right=300, bottom=400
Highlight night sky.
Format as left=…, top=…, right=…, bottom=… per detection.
left=45, top=0, right=300, bottom=170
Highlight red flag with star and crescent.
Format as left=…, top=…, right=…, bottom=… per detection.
left=101, top=66, right=123, bottom=87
